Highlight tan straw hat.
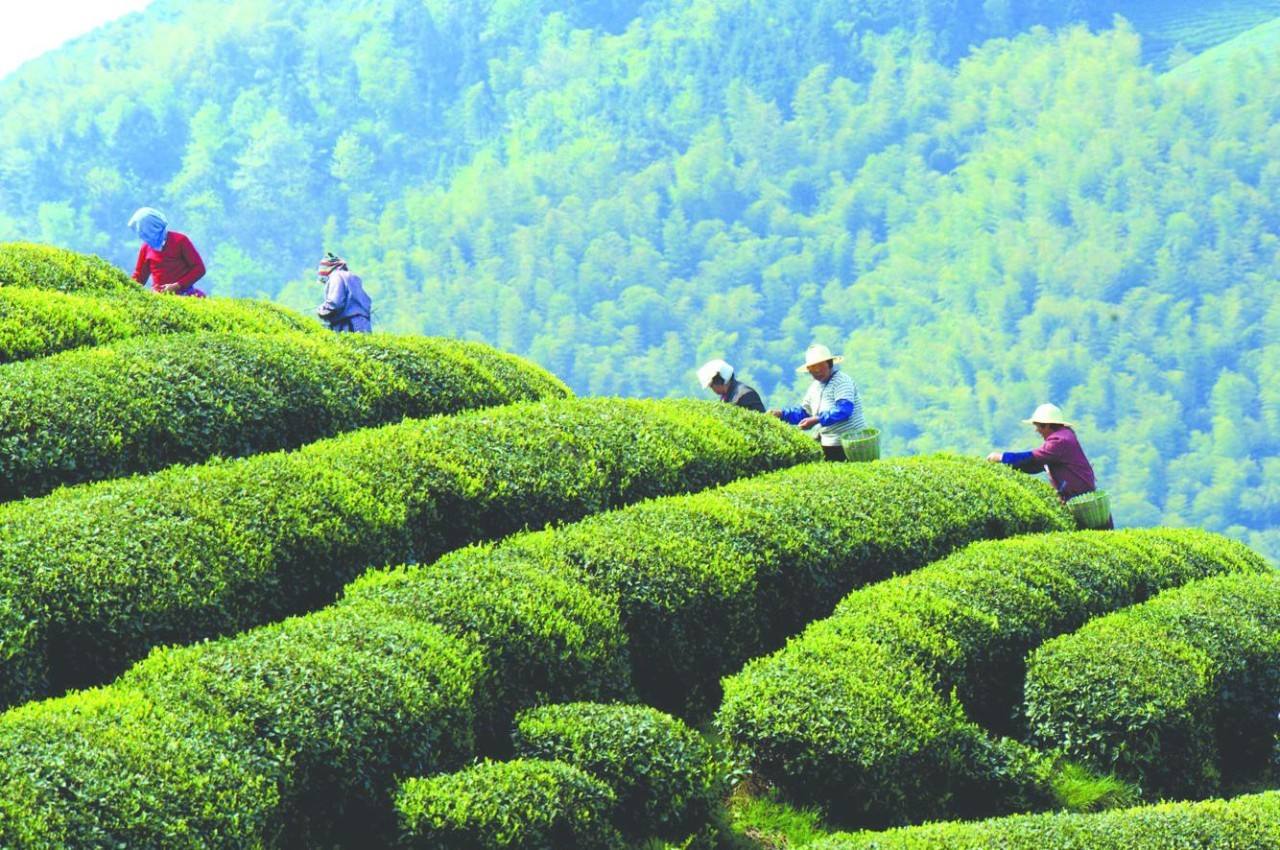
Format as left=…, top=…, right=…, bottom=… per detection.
left=1023, top=403, right=1073, bottom=428
left=796, top=343, right=844, bottom=373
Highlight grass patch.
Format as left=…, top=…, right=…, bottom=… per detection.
left=724, top=783, right=831, bottom=849
left=1049, top=762, right=1141, bottom=813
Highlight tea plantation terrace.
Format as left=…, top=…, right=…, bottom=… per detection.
left=0, top=244, right=1274, bottom=848
left=0, top=456, right=1070, bottom=846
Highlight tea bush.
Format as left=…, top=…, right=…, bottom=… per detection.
left=0, top=243, right=137, bottom=294
left=807, top=791, right=1280, bottom=849
left=0, top=451, right=1055, bottom=846
left=122, top=601, right=482, bottom=846
left=0, top=686, right=284, bottom=850
left=0, top=330, right=569, bottom=501
left=0, top=286, right=316, bottom=364
left=484, top=455, right=1073, bottom=715
left=0, top=398, right=816, bottom=707
left=513, top=702, right=725, bottom=840
left=346, top=548, right=633, bottom=745
left=717, top=530, right=1270, bottom=827
left=395, top=759, right=621, bottom=850
left=1025, top=570, right=1280, bottom=797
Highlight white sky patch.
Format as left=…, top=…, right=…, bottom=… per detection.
left=0, top=0, right=154, bottom=80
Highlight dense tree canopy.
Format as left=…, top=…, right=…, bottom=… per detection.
left=0, top=1, right=1276, bottom=559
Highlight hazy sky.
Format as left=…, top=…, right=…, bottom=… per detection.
left=0, top=0, right=153, bottom=80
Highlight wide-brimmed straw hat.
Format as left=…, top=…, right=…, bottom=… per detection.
left=796, top=343, right=844, bottom=373
left=1023, top=403, right=1073, bottom=428
left=697, top=359, right=735, bottom=388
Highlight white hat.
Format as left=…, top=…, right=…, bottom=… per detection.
left=697, top=359, right=734, bottom=388
left=1023, top=403, right=1073, bottom=428
left=796, top=343, right=844, bottom=373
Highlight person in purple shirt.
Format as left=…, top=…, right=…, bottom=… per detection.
left=987, top=403, right=1113, bottom=527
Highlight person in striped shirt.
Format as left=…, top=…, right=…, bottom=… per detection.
left=770, top=343, right=866, bottom=461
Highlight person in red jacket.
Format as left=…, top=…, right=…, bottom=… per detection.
left=128, top=207, right=207, bottom=297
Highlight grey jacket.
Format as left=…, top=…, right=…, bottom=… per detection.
left=317, top=269, right=372, bottom=332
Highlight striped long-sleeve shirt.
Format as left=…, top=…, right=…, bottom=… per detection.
left=780, top=367, right=866, bottom=446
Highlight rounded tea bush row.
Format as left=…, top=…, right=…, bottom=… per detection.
left=347, top=455, right=1073, bottom=721
left=716, top=530, right=1271, bottom=828
left=396, top=702, right=724, bottom=849
left=807, top=791, right=1280, bottom=850
left=0, top=285, right=317, bottom=364
left=0, top=398, right=816, bottom=708
left=1025, top=570, right=1280, bottom=798
left=512, top=702, right=725, bottom=841
left=396, top=759, right=620, bottom=850
left=0, top=455, right=1062, bottom=847
left=0, top=330, right=570, bottom=501
left=0, top=243, right=137, bottom=294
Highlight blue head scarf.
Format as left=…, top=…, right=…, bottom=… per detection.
left=128, top=207, right=169, bottom=251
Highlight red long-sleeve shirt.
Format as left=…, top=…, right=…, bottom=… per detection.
left=132, top=231, right=205, bottom=293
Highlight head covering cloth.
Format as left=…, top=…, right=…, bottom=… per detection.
left=318, top=252, right=349, bottom=276
left=128, top=207, right=169, bottom=251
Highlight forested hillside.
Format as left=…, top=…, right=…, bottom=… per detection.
left=0, top=0, right=1276, bottom=560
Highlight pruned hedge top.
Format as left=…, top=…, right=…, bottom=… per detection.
left=0, top=286, right=317, bottom=364
left=513, top=702, right=724, bottom=840
left=0, top=685, right=285, bottom=850
left=0, top=330, right=569, bottom=501
left=0, top=451, right=1053, bottom=848
left=716, top=529, right=1270, bottom=827
left=807, top=791, right=1280, bottom=850
left=121, top=600, right=484, bottom=848
left=348, top=455, right=1073, bottom=719
left=0, top=397, right=817, bottom=708
left=395, top=759, right=621, bottom=850
left=1025, top=570, right=1280, bottom=797
left=0, top=400, right=817, bottom=847
left=0, top=243, right=137, bottom=294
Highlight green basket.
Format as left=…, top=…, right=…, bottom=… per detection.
left=841, top=428, right=881, bottom=463
left=1067, top=490, right=1111, bottom=529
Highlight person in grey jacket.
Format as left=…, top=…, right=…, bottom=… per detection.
left=770, top=343, right=866, bottom=461
left=315, top=253, right=372, bottom=333
left=698, top=359, right=766, bottom=412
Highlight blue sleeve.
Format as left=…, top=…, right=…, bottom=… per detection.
left=779, top=406, right=807, bottom=425
left=818, top=398, right=854, bottom=426
left=1001, top=450, right=1044, bottom=474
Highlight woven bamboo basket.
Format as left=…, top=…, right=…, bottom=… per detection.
left=1067, top=490, right=1111, bottom=529
left=841, top=428, right=881, bottom=463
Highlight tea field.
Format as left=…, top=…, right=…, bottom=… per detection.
left=0, top=247, right=1274, bottom=849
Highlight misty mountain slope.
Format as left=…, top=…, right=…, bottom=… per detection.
left=1111, top=0, right=1280, bottom=66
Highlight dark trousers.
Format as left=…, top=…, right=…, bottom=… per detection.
left=822, top=444, right=847, bottom=462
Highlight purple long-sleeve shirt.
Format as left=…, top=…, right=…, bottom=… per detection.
left=1002, top=427, right=1098, bottom=501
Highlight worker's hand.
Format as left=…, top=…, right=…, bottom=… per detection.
left=768, top=409, right=783, bottom=418
left=798, top=416, right=819, bottom=430
left=160, top=282, right=181, bottom=293
left=986, top=452, right=1003, bottom=463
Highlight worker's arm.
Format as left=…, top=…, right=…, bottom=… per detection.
left=131, top=245, right=150, bottom=286
left=777, top=406, right=809, bottom=425
left=173, top=235, right=206, bottom=290
left=817, top=398, right=854, bottom=426
left=997, top=450, right=1045, bottom=474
